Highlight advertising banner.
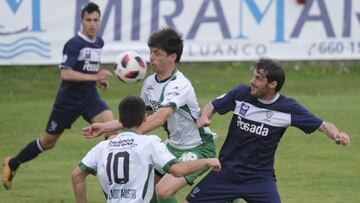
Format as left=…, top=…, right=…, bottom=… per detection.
left=0, top=0, right=359, bottom=65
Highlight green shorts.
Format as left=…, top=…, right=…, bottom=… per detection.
left=156, top=138, right=216, bottom=185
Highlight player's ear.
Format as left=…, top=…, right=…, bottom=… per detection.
left=268, top=81, right=277, bottom=89
left=170, top=53, right=177, bottom=62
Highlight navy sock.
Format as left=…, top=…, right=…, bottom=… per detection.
left=9, top=139, right=45, bottom=171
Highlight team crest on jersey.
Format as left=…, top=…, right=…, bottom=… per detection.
left=146, top=85, right=154, bottom=90
left=85, top=50, right=91, bottom=59
left=239, top=103, right=250, bottom=116
left=264, top=110, right=274, bottom=122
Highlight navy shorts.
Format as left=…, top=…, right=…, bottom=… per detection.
left=186, top=169, right=281, bottom=203
left=45, top=94, right=109, bottom=135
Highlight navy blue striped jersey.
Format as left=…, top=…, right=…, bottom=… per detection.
left=212, top=84, right=323, bottom=182
left=57, top=32, right=104, bottom=105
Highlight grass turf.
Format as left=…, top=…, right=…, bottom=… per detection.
left=0, top=62, right=359, bottom=202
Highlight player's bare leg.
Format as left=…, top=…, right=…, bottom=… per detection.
left=156, top=173, right=187, bottom=202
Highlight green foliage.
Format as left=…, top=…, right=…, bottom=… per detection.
left=0, top=63, right=359, bottom=203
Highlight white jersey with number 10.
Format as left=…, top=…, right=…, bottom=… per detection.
left=80, top=131, right=176, bottom=203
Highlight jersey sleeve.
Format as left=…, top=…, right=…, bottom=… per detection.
left=290, top=99, right=323, bottom=134
left=140, top=78, right=152, bottom=110
left=60, top=39, right=80, bottom=69
left=160, top=79, right=193, bottom=112
left=212, top=85, right=246, bottom=115
left=79, top=143, right=101, bottom=175
left=148, top=135, right=177, bottom=173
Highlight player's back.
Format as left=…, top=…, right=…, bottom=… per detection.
left=92, top=131, right=175, bottom=203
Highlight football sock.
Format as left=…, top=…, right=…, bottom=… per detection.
left=150, top=190, right=159, bottom=203
left=158, top=195, right=177, bottom=203
left=9, top=138, right=45, bottom=171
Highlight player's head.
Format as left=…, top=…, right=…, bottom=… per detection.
left=250, top=58, right=285, bottom=98
left=118, top=96, right=146, bottom=129
left=81, top=2, right=101, bottom=19
left=80, top=2, right=101, bottom=39
left=148, top=27, right=183, bottom=64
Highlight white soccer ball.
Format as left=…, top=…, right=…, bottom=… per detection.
left=114, top=51, right=147, bottom=83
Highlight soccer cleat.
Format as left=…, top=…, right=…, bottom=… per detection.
left=2, top=157, right=16, bottom=190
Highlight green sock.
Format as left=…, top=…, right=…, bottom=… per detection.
left=150, top=190, right=159, bottom=203
left=158, top=195, right=177, bottom=203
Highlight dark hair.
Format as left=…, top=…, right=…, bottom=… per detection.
left=81, top=2, right=101, bottom=19
left=254, top=58, right=285, bottom=92
left=119, top=96, right=146, bottom=128
left=147, top=27, right=183, bottom=63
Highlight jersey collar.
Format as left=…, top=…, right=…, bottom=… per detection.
left=257, top=92, right=280, bottom=104
left=120, top=129, right=139, bottom=136
left=155, top=69, right=178, bottom=83
left=78, top=31, right=96, bottom=43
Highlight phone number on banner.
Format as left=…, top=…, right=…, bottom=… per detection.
left=307, top=41, right=360, bottom=56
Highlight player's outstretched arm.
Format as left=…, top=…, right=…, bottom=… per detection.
left=168, top=158, right=221, bottom=178
left=61, top=69, right=112, bottom=82
left=72, top=167, right=89, bottom=203
left=197, top=102, right=216, bottom=128
left=319, top=121, right=350, bottom=146
left=82, top=120, right=123, bottom=138
left=138, top=106, right=173, bottom=134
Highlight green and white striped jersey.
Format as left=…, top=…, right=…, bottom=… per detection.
left=141, top=69, right=215, bottom=149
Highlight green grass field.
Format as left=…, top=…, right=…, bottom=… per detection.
left=0, top=62, right=359, bottom=203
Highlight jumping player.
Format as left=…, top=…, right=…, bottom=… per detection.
left=82, top=27, right=217, bottom=203
left=2, top=2, right=114, bottom=190
left=72, top=96, right=221, bottom=203
left=186, top=58, right=350, bottom=203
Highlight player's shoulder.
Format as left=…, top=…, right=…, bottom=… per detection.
left=142, top=134, right=162, bottom=142
left=87, top=139, right=108, bottom=152
left=173, top=69, right=189, bottom=81
left=276, top=95, right=303, bottom=109
left=169, top=70, right=192, bottom=87
left=96, top=36, right=104, bottom=46
left=234, top=84, right=250, bottom=91
left=144, top=73, right=156, bottom=83
left=63, top=34, right=84, bottom=51
left=225, top=84, right=250, bottom=98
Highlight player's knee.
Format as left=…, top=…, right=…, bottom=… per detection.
left=41, top=134, right=59, bottom=150
left=156, top=184, right=175, bottom=199
left=41, top=140, right=56, bottom=150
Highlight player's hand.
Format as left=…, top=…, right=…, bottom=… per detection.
left=97, top=80, right=109, bottom=90
left=207, top=158, right=221, bottom=172
left=82, top=123, right=106, bottom=139
left=97, top=69, right=113, bottom=81
left=196, top=116, right=211, bottom=128
left=335, top=132, right=350, bottom=146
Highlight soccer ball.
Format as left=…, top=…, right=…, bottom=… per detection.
left=114, top=51, right=147, bottom=83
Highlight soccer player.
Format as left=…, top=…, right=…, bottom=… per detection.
left=185, top=58, right=350, bottom=203
left=72, top=96, right=221, bottom=203
left=82, top=27, right=217, bottom=203
left=2, top=2, right=114, bottom=190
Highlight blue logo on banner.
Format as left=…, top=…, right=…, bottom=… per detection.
left=0, top=0, right=51, bottom=59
